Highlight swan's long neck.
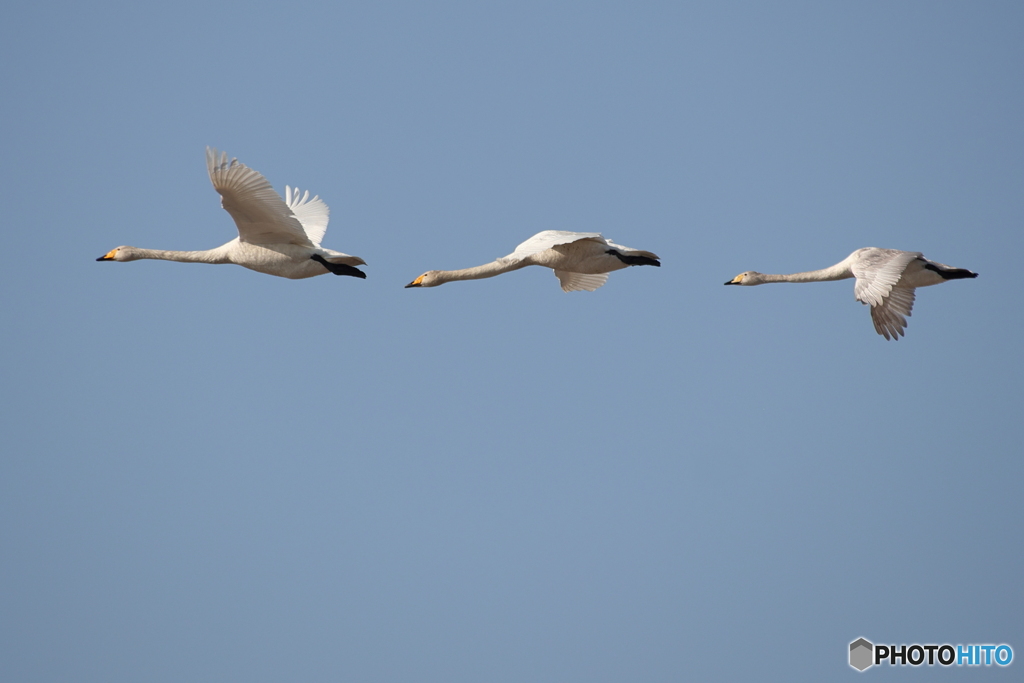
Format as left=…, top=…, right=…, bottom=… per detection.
left=435, top=259, right=527, bottom=283
left=130, top=247, right=231, bottom=264
left=761, top=261, right=854, bottom=283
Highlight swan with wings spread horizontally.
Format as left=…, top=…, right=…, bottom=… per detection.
left=406, top=230, right=660, bottom=292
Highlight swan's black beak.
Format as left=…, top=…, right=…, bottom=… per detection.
left=404, top=282, right=421, bottom=288
left=97, top=255, right=112, bottom=261
left=724, top=280, right=739, bottom=285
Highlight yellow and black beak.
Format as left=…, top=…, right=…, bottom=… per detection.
left=724, top=276, right=741, bottom=285
left=97, top=249, right=118, bottom=261
left=404, top=275, right=425, bottom=288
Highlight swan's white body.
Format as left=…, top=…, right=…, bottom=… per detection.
left=406, top=230, right=660, bottom=292
left=98, top=148, right=365, bottom=280
left=725, top=248, right=978, bottom=340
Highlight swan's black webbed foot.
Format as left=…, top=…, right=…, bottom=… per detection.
left=311, top=254, right=367, bottom=279
left=606, top=249, right=660, bottom=267
left=922, top=262, right=978, bottom=280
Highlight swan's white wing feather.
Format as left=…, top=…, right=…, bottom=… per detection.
left=318, top=247, right=366, bottom=267
left=285, top=185, right=330, bottom=247
left=507, top=230, right=606, bottom=261
left=605, top=239, right=660, bottom=261
left=206, top=148, right=313, bottom=247
left=604, top=239, right=645, bottom=255
left=869, top=286, right=916, bottom=340
left=851, top=248, right=920, bottom=307
left=850, top=249, right=921, bottom=339
left=554, top=270, right=609, bottom=292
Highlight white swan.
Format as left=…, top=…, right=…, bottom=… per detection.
left=725, top=248, right=977, bottom=340
left=405, top=230, right=660, bottom=292
left=97, top=148, right=366, bottom=280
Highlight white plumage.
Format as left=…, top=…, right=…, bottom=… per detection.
left=406, top=230, right=660, bottom=292
left=97, top=148, right=366, bottom=280
left=725, top=247, right=977, bottom=340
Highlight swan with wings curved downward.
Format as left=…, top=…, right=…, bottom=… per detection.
left=725, top=248, right=977, bottom=339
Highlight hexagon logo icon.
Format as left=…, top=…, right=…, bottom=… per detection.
left=850, top=638, right=874, bottom=671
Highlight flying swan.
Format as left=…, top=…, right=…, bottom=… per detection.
left=725, top=248, right=977, bottom=339
left=405, top=230, right=660, bottom=292
left=97, top=148, right=366, bottom=280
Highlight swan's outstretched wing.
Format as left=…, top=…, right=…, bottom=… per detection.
left=851, top=249, right=921, bottom=340
left=507, top=230, right=605, bottom=261
left=850, top=249, right=920, bottom=306
left=206, top=148, right=314, bottom=247
left=554, top=270, right=609, bottom=292
left=869, top=286, right=916, bottom=340
left=285, top=186, right=330, bottom=246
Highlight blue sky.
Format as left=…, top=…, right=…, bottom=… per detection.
left=1, top=2, right=1021, bottom=681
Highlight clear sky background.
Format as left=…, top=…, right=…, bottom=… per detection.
left=1, top=2, right=1021, bottom=681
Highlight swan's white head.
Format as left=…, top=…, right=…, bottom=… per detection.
left=97, top=246, right=140, bottom=262
left=405, top=271, right=444, bottom=288
left=725, top=271, right=765, bottom=286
